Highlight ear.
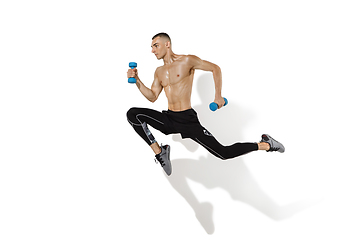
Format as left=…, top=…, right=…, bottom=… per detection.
left=165, top=41, right=171, bottom=48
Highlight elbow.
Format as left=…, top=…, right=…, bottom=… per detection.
left=212, top=66, right=222, bottom=79
left=149, top=97, right=157, bottom=103
left=212, top=65, right=221, bottom=74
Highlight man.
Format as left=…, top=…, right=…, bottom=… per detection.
left=127, top=33, right=284, bottom=176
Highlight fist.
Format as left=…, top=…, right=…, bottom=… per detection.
left=127, top=68, right=138, bottom=79
left=214, top=96, right=225, bottom=109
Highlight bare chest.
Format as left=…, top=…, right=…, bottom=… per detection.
left=157, top=63, right=194, bottom=87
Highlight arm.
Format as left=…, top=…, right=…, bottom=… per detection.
left=128, top=68, right=163, bottom=103
left=188, top=55, right=225, bottom=108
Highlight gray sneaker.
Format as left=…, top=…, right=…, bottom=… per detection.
left=260, top=134, right=285, bottom=153
left=155, top=144, right=172, bottom=176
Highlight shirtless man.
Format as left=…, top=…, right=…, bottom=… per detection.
left=127, top=33, right=284, bottom=176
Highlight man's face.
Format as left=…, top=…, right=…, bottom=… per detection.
left=151, top=37, right=168, bottom=60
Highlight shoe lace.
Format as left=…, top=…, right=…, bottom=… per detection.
left=155, top=155, right=165, bottom=166
left=269, top=147, right=280, bottom=152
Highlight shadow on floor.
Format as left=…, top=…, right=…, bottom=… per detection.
left=164, top=73, right=314, bottom=234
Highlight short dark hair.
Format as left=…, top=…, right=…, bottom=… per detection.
left=152, top=32, right=171, bottom=43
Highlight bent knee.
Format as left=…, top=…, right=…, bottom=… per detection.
left=126, top=107, right=139, bottom=122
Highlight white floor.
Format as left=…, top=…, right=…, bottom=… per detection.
left=1, top=1, right=360, bottom=239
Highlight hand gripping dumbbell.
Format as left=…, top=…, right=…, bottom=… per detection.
left=128, top=62, right=137, bottom=83
left=209, top=98, right=228, bottom=111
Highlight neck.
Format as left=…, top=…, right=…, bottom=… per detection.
left=162, top=50, right=177, bottom=65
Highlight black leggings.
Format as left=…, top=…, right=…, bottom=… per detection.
left=126, top=107, right=258, bottom=160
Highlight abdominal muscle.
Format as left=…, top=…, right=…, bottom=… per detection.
left=164, top=80, right=193, bottom=112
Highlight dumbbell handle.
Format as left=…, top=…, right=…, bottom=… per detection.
left=128, top=62, right=137, bottom=84
left=209, top=98, right=228, bottom=111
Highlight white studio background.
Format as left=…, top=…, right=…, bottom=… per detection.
left=1, top=0, right=359, bottom=239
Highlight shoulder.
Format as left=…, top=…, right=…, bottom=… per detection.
left=182, top=55, right=203, bottom=67
left=154, top=66, right=164, bottom=74
left=184, top=54, right=201, bottom=62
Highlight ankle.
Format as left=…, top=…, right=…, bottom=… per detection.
left=155, top=148, right=162, bottom=155
left=150, top=143, right=162, bottom=155
left=258, top=142, right=270, bottom=151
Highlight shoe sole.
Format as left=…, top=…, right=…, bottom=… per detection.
left=164, top=145, right=172, bottom=176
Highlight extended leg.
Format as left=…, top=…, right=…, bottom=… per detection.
left=192, top=130, right=285, bottom=160
left=191, top=128, right=259, bottom=160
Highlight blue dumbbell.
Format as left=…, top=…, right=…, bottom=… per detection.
left=209, top=98, right=228, bottom=111
left=128, top=62, right=137, bottom=83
